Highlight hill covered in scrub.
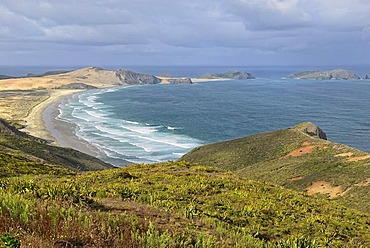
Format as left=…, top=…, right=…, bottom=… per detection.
left=181, top=122, right=370, bottom=213
left=1, top=119, right=370, bottom=247
left=1, top=160, right=370, bottom=247
left=0, top=118, right=112, bottom=173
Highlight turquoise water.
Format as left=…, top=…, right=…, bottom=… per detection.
left=55, top=67, right=370, bottom=166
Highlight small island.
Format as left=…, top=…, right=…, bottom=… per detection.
left=287, top=69, right=360, bottom=80
left=199, top=70, right=255, bottom=80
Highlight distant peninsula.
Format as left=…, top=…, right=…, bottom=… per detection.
left=0, top=67, right=194, bottom=90
left=287, top=69, right=360, bottom=80
left=199, top=70, right=255, bottom=80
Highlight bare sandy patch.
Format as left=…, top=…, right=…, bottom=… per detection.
left=301, top=141, right=310, bottom=146
left=289, top=176, right=304, bottom=181
left=355, top=178, right=370, bottom=187
left=347, top=154, right=370, bottom=162
left=334, top=152, right=353, bottom=158
left=287, top=142, right=315, bottom=157
left=306, top=181, right=344, bottom=199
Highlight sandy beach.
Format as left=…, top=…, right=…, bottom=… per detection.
left=45, top=96, right=104, bottom=158
left=19, top=88, right=105, bottom=159
left=22, top=90, right=82, bottom=142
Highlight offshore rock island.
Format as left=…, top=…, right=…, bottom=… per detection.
left=199, top=70, right=255, bottom=80
left=287, top=68, right=360, bottom=80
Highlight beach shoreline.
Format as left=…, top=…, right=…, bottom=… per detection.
left=21, top=77, right=223, bottom=143
left=42, top=95, right=103, bottom=158
left=22, top=87, right=127, bottom=165
left=19, top=77, right=229, bottom=166
left=22, top=90, right=83, bottom=142
left=21, top=89, right=103, bottom=157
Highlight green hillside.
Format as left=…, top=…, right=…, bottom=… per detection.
left=181, top=122, right=370, bottom=213
left=0, top=118, right=113, bottom=174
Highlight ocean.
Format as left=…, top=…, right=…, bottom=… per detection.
left=52, top=66, right=370, bottom=166
left=2, top=65, right=370, bottom=166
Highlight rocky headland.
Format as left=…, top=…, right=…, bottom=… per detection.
left=287, top=69, right=360, bottom=80
left=294, top=122, right=327, bottom=140
left=199, top=70, right=255, bottom=80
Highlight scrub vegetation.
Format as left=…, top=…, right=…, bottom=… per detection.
left=1, top=120, right=370, bottom=247
left=182, top=123, right=370, bottom=213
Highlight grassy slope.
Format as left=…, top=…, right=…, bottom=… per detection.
left=1, top=161, right=370, bottom=247
left=181, top=123, right=370, bottom=213
left=1, top=118, right=370, bottom=246
left=0, top=119, right=113, bottom=173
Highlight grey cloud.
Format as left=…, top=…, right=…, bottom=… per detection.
left=0, top=0, right=369, bottom=66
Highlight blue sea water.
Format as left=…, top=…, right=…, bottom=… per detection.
left=52, top=66, right=370, bottom=166
left=1, top=65, right=370, bottom=166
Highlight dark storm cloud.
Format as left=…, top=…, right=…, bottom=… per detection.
left=0, top=0, right=369, bottom=65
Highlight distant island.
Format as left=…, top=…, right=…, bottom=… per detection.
left=199, top=70, right=255, bottom=80
left=287, top=69, right=360, bottom=80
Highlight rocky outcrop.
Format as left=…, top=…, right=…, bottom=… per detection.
left=160, top=77, right=193, bottom=84
left=199, top=70, right=255, bottom=80
left=294, top=122, right=327, bottom=140
left=288, top=69, right=360, bottom=80
left=116, top=70, right=161, bottom=85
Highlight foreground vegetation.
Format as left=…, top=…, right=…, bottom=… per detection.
left=1, top=161, right=370, bottom=247
left=0, top=118, right=369, bottom=247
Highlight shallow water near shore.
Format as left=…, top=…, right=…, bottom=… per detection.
left=52, top=66, right=370, bottom=166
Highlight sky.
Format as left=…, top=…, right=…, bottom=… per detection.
left=1, top=0, right=370, bottom=67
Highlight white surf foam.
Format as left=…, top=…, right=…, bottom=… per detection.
left=56, top=88, right=203, bottom=165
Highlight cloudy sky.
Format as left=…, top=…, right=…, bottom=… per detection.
left=1, top=0, right=370, bottom=66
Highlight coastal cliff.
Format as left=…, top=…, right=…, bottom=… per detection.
left=116, top=69, right=161, bottom=85
left=288, top=69, right=360, bottom=80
